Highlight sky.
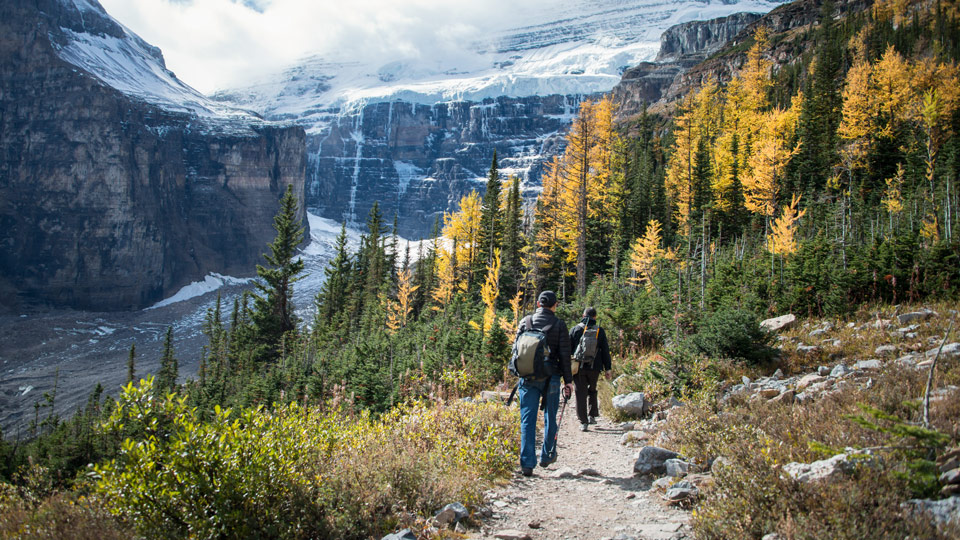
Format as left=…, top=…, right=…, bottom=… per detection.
left=98, top=0, right=556, bottom=94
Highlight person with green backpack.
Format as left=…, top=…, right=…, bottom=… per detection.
left=509, top=290, right=574, bottom=476
left=569, top=306, right=612, bottom=432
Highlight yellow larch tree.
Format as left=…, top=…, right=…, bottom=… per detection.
left=744, top=94, right=804, bottom=224
left=480, top=249, right=502, bottom=334
left=628, top=219, right=677, bottom=294
left=767, top=193, right=807, bottom=257
left=441, top=190, right=483, bottom=291
left=386, top=267, right=418, bottom=334
left=499, top=289, right=524, bottom=336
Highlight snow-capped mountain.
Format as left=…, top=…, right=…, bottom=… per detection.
left=213, top=0, right=788, bottom=238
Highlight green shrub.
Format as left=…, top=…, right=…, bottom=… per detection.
left=91, top=376, right=518, bottom=540
left=688, top=308, right=778, bottom=366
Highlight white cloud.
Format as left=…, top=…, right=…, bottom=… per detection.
left=98, top=0, right=555, bottom=94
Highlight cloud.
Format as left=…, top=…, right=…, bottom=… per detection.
left=98, top=0, right=556, bottom=93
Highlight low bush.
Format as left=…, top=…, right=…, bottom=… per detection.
left=91, top=377, right=518, bottom=540
left=688, top=308, right=778, bottom=366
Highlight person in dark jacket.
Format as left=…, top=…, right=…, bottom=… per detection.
left=569, top=306, right=612, bottom=431
left=514, top=290, right=574, bottom=476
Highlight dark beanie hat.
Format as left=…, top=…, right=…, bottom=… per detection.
left=583, top=307, right=597, bottom=319
left=537, top=290, right=558, bottom=307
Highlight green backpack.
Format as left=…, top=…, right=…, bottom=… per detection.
left=509, top=316, right=553, bottom=379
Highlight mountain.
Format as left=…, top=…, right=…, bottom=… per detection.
left=213, top=0, right=790, bottom=238
left=0, top=0, right=307, bottom=311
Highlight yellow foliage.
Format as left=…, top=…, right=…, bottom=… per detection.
left=882, top=163, right=906, bottom=215
left=628, top=220, right=677, bottom=291
left=480, top=249, right=501, bottom=334
left=499, top=290, right=524, bottom=336
left=767, top=193, right=807, bottom=257
left=744, top=96, right=803, bottom=218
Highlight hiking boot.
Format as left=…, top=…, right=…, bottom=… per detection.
left=588, top=416, right=598, bottom=424
left=580, top=423, right=589, bottom=432
left=521, top=467, right=533, bottom=477
left=539, top=454, right=556, bottom=467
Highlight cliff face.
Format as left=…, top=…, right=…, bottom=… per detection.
left=0, top=0, right=306, bottom=311
left=613, top=0, right=873, bottom=118
left=307, top=95, right=577, bottom=238
left=612, top=12, right=762, bottom=119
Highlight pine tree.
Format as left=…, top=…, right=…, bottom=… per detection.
left=156, top=326, right=177, bottom=396
left=126, top=342, right=136, bottom=384
left=478, top=151, right=504, bottom=271
left=500, top=176, right=524, bottom=296
left=252, top=184, right=306, bottom=361
left=315, top=222, right=353, bottom=326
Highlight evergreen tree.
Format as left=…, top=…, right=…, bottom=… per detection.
left=315, top=222, right=353, bottom=326
left=501, top=175, right=524, bottom=295
left=126, top=342, right=136, bottom=384
left=251, top=184, right=306, bottom=361
left=478, top=150, right=504, bottom=272
left=156, top=326, right=178, bottom=396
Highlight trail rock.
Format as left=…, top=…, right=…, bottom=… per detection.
left=652, top=476, right=675, bottom=492
left=665, top=459, right=691, bottom=477
left=612, top=392, right=647, bottom=416
left=579, top=468, right=602, bottom=477
left=761, top=314, right=796, bottom=333
left=664, top=480, right=699, bottom=505
left=552, top=467, right=577, bottom=479
left=634, top=446, right=680, bottom=477
left=435, top=502, right=469, bottom=526
left=381, top=529, right=417, bottom=540
left=620, top=431, right=650, bottom=446
left=817, top=365, right=831, bottom=376
left=494, top=530, right=532, bottom=540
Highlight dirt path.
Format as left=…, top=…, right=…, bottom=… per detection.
left=470, top=408, right=691, bottom=540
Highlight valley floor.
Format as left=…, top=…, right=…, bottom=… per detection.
left=471, top=410, right=690, bottom=540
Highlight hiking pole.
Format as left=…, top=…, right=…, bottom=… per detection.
left=553, top=393, right=571, bottom=448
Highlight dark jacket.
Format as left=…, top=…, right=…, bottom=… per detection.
left=569, top=318, right=612, bottom=372
left=516, top=307, right=573, bottom=384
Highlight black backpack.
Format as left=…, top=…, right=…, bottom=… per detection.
left=573, top=323, right=600, bottom=371
left=509, top=315, right=553, bottom=380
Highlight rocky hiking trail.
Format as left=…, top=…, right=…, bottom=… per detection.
left=468, top=409, right=691, bottom=540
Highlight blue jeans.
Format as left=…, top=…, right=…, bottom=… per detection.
left=517, top=375, right=562, bottom=469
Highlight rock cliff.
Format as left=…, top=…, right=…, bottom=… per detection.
left=306, top=96, right=578, bottom=237
left=0, top=0, right=307, bottom=311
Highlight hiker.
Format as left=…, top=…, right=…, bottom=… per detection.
left=569, top=306, right=612, bottom=432
left=513, top=290, right=574, bottom=476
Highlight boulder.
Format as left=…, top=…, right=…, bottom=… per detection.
left=612, top=392, right=647, bottom=416
left=652, top=476, right=675, bottom=492
left=434, top=502, right=468, bottom=527
left=925, top=342, right=960, bottom=359
left=665, top=458, right=691, bottom=477
left=620, top=430, right=650, bottom=446
left=796, top=373, right=826, bottom=391
left=664, top=480, right=699, bottom=504
left=634, top=446, right=680, bottom=477
left=782, top=452, right=872, bottom=483
left=830, top=364, right=851, bottom=377
left=898, top=310, right=936, bottom=325
left=761, top=314, right=796, bottom=333
left=874, top=345, right=897, bottom=357
left=902, top=496, right=960, bottom=527
left=854, top=359, right=882, bottom=370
